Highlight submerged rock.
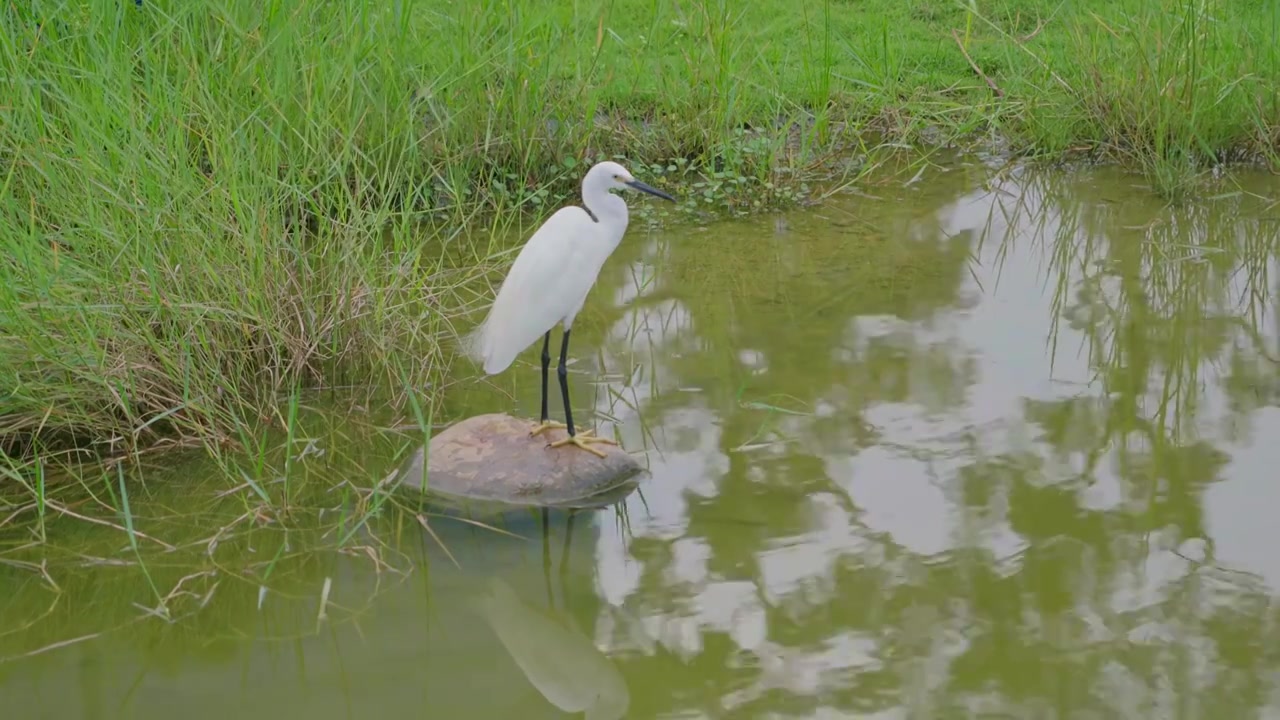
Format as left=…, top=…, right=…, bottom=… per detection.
left=394, top=413, right=644, bottom=511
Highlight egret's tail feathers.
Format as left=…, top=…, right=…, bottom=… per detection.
left=482, top=346, right=519, bottom=375
left=461, top=320, right=517, bottom=376
left=460, top=322, right=489, bottom=365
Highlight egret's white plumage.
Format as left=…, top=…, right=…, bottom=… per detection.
left=466, top=202, right=617, bottom=375
left=464, top=160, right=674, bottom=456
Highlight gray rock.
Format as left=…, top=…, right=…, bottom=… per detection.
left=394, top=413, right=645, bottom=512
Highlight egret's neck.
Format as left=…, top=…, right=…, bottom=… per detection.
left=582, top=186, right=628, bottom=231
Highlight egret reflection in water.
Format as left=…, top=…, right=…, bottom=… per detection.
left=479, top=575, right=629, bottom=720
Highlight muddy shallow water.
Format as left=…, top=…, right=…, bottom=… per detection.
left=3, top=161, right=1280, bottom=718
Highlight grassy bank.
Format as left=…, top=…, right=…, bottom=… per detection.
left=1, top=0, right=1277, bottom=487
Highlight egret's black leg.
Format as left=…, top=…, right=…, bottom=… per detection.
left=529, top=331, right=566, bottom=437
left=539, top=331, right=552, bottom=423
left=557, top=328, right=576, bottom=437
left=546, top=328, right=617, bottom=458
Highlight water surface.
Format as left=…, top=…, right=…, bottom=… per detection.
left=4, top=161, right=1280, bottom=718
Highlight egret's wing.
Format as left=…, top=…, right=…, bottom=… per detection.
left=466, top=208, right=601, bottom=375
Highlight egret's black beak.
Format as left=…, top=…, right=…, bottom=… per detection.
left=625, top=179, right=676, bottom=202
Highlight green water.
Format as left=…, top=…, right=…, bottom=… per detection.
left=5, top=162, right=1280, bottom=718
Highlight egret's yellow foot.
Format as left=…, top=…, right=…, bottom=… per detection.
left=547, top=430, right=617, bottom=458
left=529, top=420, right=567, bottom=438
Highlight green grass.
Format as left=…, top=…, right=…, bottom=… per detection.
left=0, top=0, right=1277, bottom=501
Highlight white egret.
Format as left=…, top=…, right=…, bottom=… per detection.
left=465, top=160, right=675, bottom=457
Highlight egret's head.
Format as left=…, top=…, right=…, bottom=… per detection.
left=590, top=161, right=676, bottom=202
